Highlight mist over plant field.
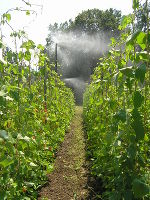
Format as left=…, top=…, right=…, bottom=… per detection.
left=52, top=31, right=110, bottom=79
left=46, top=8, right=121, bottom=103
left=47, top=29, right=111, bottom=104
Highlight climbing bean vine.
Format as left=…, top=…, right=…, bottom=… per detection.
left=83, top=1, right=150, bottom=199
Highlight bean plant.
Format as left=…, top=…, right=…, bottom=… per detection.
left=83, top=0, right=150, bottom=199
left=0, top=4, right=75, bottom=200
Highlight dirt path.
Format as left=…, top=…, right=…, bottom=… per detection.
left=38, top=106, right=89, bottom=200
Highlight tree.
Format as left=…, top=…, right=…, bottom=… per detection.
left=135, top=1, right=150, bottom=31
left=71, top=8, right=121, bottom=36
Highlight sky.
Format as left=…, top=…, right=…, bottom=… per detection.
left=0, top=0, right=133, bottom=46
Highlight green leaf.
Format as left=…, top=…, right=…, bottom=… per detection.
left=120, top=15, right=132, bottom=30
left=7, top=13, right=11, bottom=21
left=0, top=158, right=14, bottom=168
left=127, top=144, right=136, bottom=158
left=37, top=44, right=45, bottom=51
left=132, top=178, right=149, bottom=198
left=25, top=51, right=31, bottom=61
left=127, top=31, right=146, bottom=50
left=137, top=51, right=149, bottom=62
left=3, top=13, right=11, bottom=22
left=136, top=32, right=146, bottom=50
left=115, top=109, right=126, bottom=123
left=133, top=121, right=144, bottom=140
left=21, top=40, right=36, bottom=50
left=110, top=37, right=116, bottom=45
left=126, top=77, right=134, bottom=92
left=124, top=190, right=133, bottom=200
left=10, top=90, right=19, bottom=102
left=148, top=33, right=150, bottom=44
left=132, top=0, right=139, bottom=10
left=0, top=41, right=3, bottom=48
left=132, top=109, right=144, bottom=140
left=0, top=96, right=6, bottom=106
left=135, top=64, right=146, bottom=84
left=133, top=91, right=144, bottom=108
left=0, top=191, right=7, bottom=200
left=26, top=10, right=30, bottom=15
left=0, top=130, right=9, bottom=140
left=109, top=191, right=121, bottom=200
left=109, top=99, right=117, bottom=109
left=120, top=66, right=134, bottom=77
left=18, top=51, right=24, bottom=60
left=126, top=30, right=141, bottom=46
left=19, top=141, right=28, bottom=150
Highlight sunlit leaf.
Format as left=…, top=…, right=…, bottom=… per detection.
left=3, top=13, right=11, bottom=22
left=136, top=32, right=146, bottom=50
left=21, top=40, right=36, bottom=50
left=120, top=15, right=132, bottom=30
left=0, top=158, right=14, bottom=168
left=25, top=50, right=31, bottom=61
left=37, top=44, right=45, bottom=51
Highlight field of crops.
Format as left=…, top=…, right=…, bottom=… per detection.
left=0, top=38, right=75, bottom=199
left=1, top=0, right=150, bottom=199
left=83, top=1, right=150, bottom=199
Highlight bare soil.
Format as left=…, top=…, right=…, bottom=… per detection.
left=38, top=106, right=90, bottom=200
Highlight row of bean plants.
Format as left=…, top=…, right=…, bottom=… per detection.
left=0, top=7, right=75, bottom=200
left=83, top=0, right=150, bottom=199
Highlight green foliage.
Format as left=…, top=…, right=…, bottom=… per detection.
left=0, top=7, right=75, bottom=200
left=71, top=8, right=121, bottom=35
left=83, top=1, right=150, bottom=199
left=132, top=0, right=139, bottom=10
left=2, top=13, right=11, bottom=24
left=119, top=14, right=132, bottom=30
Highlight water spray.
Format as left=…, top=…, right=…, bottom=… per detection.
left=50, top=31, right=110, bottom=105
